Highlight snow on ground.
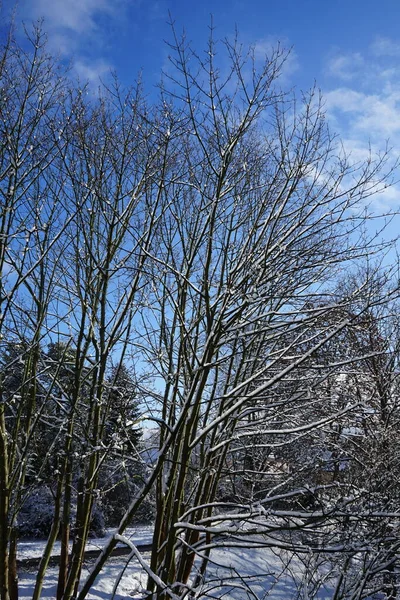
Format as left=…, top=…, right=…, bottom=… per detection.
left=201, top=547, right=300, bottom=599
left=19, top=557, right=148, bottom=600
left=18, top=526, right=153, bottom=600
left=18, top=534, right=329, bottom=600
left=19, top=545, right=310, bottom=600
left=199, top=546, right=333, bottom=599
left=18, top=525, right=153, bottom=560
left=17, top=527, right=382, bottom=599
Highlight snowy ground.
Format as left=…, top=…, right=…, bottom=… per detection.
left=18, top=544, right=310, bottom=600
left=17, top=528, right=384, bottom=599
left=18, top=525, right=153, bottom=561
left=18, top=538, right=331, bottom=599
left=190, top=541, right=336, bottom=600
left=19, top=556, right=148, bottom=600
left=18, top=526, right=153, bottom=599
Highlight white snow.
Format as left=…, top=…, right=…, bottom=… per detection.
left=17, top=525, right=153, bottom=561
left=17, top=527, right=384, bottom=599
left=18, top=526, right=153, bottom=600
left=19, top=559, right=148, bottom=600
left=18, top=542, right=312, bottom=600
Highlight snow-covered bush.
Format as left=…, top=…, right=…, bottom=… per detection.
left=18, top=487, right=55, bottom=539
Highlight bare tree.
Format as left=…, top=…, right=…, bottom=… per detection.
left=1, top=19, right=399, bottom=600
left=0, top=23, right=160, bottom=600
left=0, top=23, right=74, bottom=600
left=78, top=25, right=398, bottom=600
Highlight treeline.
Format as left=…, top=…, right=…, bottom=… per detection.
left=1, top=340, right=146, bottom=536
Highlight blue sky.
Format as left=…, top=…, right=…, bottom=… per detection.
left=4, top=0, right=400, bottom=211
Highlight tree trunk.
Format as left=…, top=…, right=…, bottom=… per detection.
left=0, top=405, right=10, bottom=600
left=8, top=529, right=17, bottom=600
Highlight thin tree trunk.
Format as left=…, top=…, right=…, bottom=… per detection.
left=8, top=529, right=18, bottom=600
left=32, top=475, right=63, bottom=600
left=0, top=404, right=10, bottom=600
left=57, top=458, right=72, bottom=600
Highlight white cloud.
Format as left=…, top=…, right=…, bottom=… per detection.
left=253, top=37, right=299, bottom=82
left=323, top=39, right=400, bottom=210
left=74, top=59, right=112, bottom=84
left=327, top=53, right=364, bottom=81
left=28, top=0, right=116, bottom=36
left=17, top=0, right=127, bottom=78
left=325, top=39, right=400, bottom=141
left=325, top=87, right=400, bottom=138
left=336, top=137, right=378, bottom=163
left=374, top=183, right=400, bottom=211
left=371, top=36, right=400, bottom=57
